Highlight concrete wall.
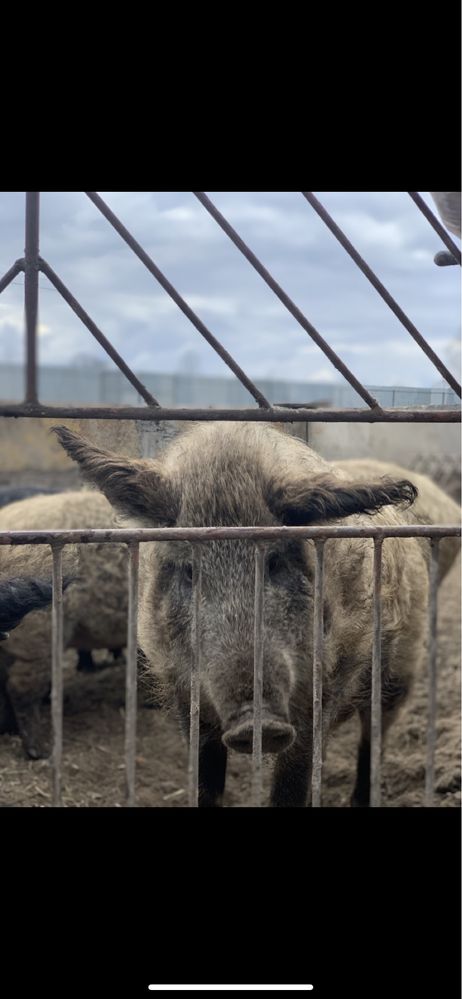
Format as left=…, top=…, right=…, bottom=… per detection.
left=0, top=415, right=459, bottom=500
left=306, top=420, right=460, bottom=464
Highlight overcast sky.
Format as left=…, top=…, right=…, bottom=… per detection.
left=0, top=191, right=460, bottom=389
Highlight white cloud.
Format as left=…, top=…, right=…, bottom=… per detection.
left=0, top=191, right=459, bottom=392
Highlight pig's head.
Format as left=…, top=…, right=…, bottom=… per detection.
left=53, top=424, right=417, bottom=754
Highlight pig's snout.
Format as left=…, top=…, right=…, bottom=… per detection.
left=223, top=706, right=295, bottom=755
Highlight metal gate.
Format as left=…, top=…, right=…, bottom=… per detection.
left=0, top=191, right=460, bottom=807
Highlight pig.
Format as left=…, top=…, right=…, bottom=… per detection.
left=0, top=491, right=128, bottom=758
left=0, top=575, right=73, bottom=733
left=0, top=486, right=60, bottom=509
left=0, top=576, right=61, bottom=641
left=52, top=421, right=460, bottom=807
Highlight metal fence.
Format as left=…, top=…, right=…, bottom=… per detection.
left=0, top=192, right=460, bottom=808
left=0, top=363, right=460, bottom=409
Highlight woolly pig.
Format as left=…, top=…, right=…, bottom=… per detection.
left=336, top=458, right=461, bottom=585
left=0, top=486, right=60, bottom=509
left=0, top=491, right=128, bottom=758
left=54, top=422, right=460, bottom=807
left=0, top=486, right=111, bottom=674
left=0, top=577, right=59, bottom=640
left=0, top=575, right=73, bottom=733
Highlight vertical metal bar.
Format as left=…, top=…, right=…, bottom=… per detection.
left=125, top=541, right=139, bottom=807
left=312, top=540, right=325, bottom=808
left=51, top=544, right=64, bottom=807
left=252, top=545, right=265, bottom=806
left=24, top=192, right=40, bottom=404
left=425, top=539, right=439, bottom=806
left=189, top=546, right=202, bottom=807
left=370, top=539, right=383, bottom=807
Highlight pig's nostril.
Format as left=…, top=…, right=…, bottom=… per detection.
left=225, top=732, right=254, bottom=754
left=223, top=718, right=295, bottom=755
left=261, top=721, right=295, bottom=753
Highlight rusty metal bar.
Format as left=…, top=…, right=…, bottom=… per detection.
left=425, top=539, right=439, bottom=806
left=0, top=403, right=459, bottom=423
left=312, top=540, right=325, bottom=808
left=252, top=545, right=265, bottom=807
left=434, top=251, right=459, bottom=267
left=24, top=193, right=40, bottom=404
left=193, top=192, right=382, bottom=411
left=408, top=192, right=462, bottom=264
left=302, top=193, right=462, bottom=398
left=0, top=258, right=24, bottom=295
left=189, top=546, right=202, bottom=808
left=51, top=543, right=64, bottom=807
left=0, top=525, right=459, bottom=547
left=39, top=258, right=159, bottom=407
left=85, top=192, right=271, bottom=409
left=125, top=541, right=139, bottom=807
left=370, top=539, right=383, bottom=807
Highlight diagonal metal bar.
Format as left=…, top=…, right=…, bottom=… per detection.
left=85, top=192, right=271, bottom=409
left=0, top=258, right=24, bottom=295
left=302, top=193, right=461, bottom=398
left=193, top=191, right=381, bottom=411
left=409, top=192, right=461, bottom=264
left=39, top=258, right=160, bottom=406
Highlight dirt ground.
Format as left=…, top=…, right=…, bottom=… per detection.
left=0, top=552, right=459, bottom=808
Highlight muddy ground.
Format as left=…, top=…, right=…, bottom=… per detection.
left=0, top=553, right=459, bottom=808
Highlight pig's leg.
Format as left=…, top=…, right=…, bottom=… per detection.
left=6, top=660, right=51, bottom=760
left=270, top=716, right=312, bottom=808
left=351, top=676, right=409, bottom=807
left=350, top=709, right=371, bottom=807
left=177, top=693, right=228, bottom=807
left=76, top=649, right=95, bottom=672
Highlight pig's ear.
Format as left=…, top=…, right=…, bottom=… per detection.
left=52, top=426, right=178, bottom=526
left=269, top=475, right=417, bottom=526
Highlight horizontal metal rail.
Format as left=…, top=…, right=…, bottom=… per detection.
left=0, top=525, right=459, bottom=546
left=0, top=404, right=459, bottom=422
left=302, top=192, right=461, bottom=398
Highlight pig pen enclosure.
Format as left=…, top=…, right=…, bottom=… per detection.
left=0, top=191, right=460, bottom=808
